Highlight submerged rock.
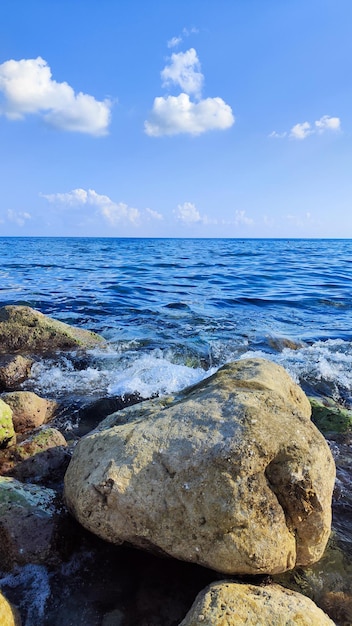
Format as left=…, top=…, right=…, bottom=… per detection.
left=0, top=591, right=21, bottom=626
left=310, top=397, right=352, bottom=435
left=0, top=476, right=63, bottom=570
left=0, top=305, right=105, bottom=354
left=64, top=358, right=335, bottom=576
left=1, top=391, right=58, bottom=434
left=179, top=581, right=335, bottom=625
left=0, top=399, right=16, bottom=449
left=0, top=355, right=33, bottom=391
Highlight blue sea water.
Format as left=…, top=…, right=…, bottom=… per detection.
left=0, top=236, right=352, bottom=405
left=1, top=236, right=352, bottom=624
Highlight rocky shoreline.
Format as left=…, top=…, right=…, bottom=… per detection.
left=0, top=306, right=351, bottom=625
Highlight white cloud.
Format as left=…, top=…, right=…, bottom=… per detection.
left=233, top=210, right=254, bottom=226
left=0, top=57, right=111, bottom=135
left=161, top=48, right=203, bottom=98
left=145, top=46, right=234, bottom=137
left=289, top=121, right=312, bottom=140
left=174, top=202, right=202, bottom=223
left=271, top=115, right=341, bottom=141
left=6, top=209, right=31, bottom=226
left=315, top=115, right=341, bottom=133
left=167, top=36, right=182, bottom=49
left=41, top=188, right=167, bottom=226
left=145, top=93, right=234, bottom=137
left=146, top=207, right=164, bottom=220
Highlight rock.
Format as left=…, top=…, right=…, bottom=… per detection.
left=179, top=581, right=335, bottom=625
left=0, top=427, right=68, bottom=483
left=0, top=355, right=33, bottom=391
left=1, top=391, right=58, bottom=434
left=0, top=592, right=21, bottom=626
left=64, top=358, right=335, bottom=575
left=0, top=399, right=16, bottom=448
left=310, top=397, right=352, bottom=435
left=268, top=336, right=305, bottom=352
left=0, top=305, right=105, bottom=354
left=0, top=476, right=64, bottom=570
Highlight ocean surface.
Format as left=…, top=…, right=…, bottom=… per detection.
left=1, top=236, right=352, bottom=625
left=1, top=237, right=351, bottom=406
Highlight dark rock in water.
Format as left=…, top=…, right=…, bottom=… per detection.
left=267, top=336, right=305, bottom=352
left=77, top=393, right=148, bottom=435
left=0, top=305, right=105, bottom=354
left=0, top=355, right=33, bottom=391
left=0, top=477, right=68, bottom=571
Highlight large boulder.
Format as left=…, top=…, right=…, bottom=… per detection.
left=0, top=355, right=33, bottom=391
left=179, top=581, right=335, bottom=625
left=64, top=358, right=335, bottom=575
left=1, top=391, right=58, bottom=434
left=0, top=305, right=105, bottom=354
left=0, top=398, right=15, bottom=448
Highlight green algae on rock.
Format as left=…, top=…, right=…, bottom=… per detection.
left=310, top=397, right=352, bottom=435
left=0, top=399, right=15, bottom=448
left=0, top=305, right=105, bottom=354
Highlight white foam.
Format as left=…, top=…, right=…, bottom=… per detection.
left=25, top=349, right=214, bottom=399
left=0, top=564, right=50, bottom=624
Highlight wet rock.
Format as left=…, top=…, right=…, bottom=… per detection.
left=1, top=391, right=58, bottom=434
left=0, top=355, right=33, bottom=391
left=310, top=397, right=352, bottom=435
left=0, top=427, right=68, bottom=484
left=0, top=305, right=105, bottom=354
left=78, top=393, right=147, bottom=436
left=179, top=581, right=335, bottom=625
left=0, top=476, right=64, bottom=570
left=0, top=399, right=15, bottom=449
left=64, top=358, right=335, bottom=576
left=268, top=336, right=305, bottom=352
left=0, top=591, right=21, bottom=625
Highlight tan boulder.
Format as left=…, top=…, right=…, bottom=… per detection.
left=179, top=581, right=335, bottom=625
left=0, top=355, right=33, bottom=390
left=1, top=391, right=58, bottom=433
left=64, top=358, right=335, bottom=575
left=0, top=592, right=21, bottom=626
left=0, top=305, right=105, bottom=354
left=0, top=427, right=67, bottom=479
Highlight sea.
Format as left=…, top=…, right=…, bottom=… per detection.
left=0, top=236, right=351, bottom=624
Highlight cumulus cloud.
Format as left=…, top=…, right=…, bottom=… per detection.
left=270, top=115, right=341, bottom=141
left=174, top=202, right=202, bottom=223
left=145, top=47, right=234, bottom=137
left=6, top=209, right=31, bottom=226
left=145, top=93, right=234, bottom=137
left=315, top=115, right=341, bottom=133
left=41, top=188, right=164, bottom=227
left=161, top=48, right=203, bottom=98
left=0, top=57, right=111, bottom=135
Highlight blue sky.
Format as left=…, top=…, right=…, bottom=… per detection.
left=0, top=0, right=351, bottom=238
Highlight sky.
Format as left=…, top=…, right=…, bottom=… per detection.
left=0, top=0, right=351, bottom=238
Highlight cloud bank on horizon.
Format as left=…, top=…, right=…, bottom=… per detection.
left=0, top=57, right=111, bottom=135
